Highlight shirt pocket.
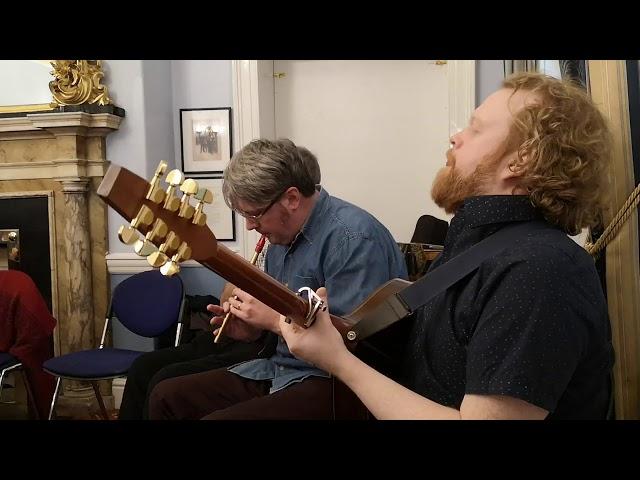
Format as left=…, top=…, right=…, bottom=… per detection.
left=291, top=275, right=320, bottom=292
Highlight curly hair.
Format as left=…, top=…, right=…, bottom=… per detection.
left=503, top=72, right=613, bottom=235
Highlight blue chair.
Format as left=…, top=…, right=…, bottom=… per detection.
left=0, top=352, right=39, bottom=419
left=43, top=270, right=185, bottom=420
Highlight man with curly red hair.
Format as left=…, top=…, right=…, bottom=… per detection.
left=281, top=72, right=615, bottom=420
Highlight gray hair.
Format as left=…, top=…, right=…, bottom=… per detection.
left=297, top=145, right=321, bottom=185
left=223, top=138, right=320, bottom=209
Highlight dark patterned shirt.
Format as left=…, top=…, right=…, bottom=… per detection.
left=403, top=195, right=614, bottom=419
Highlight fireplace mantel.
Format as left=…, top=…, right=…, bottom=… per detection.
left=0, top=107, right=124, bottom=414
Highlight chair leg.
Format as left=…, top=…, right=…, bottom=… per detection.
left=0, top=370, right=6, bottom=403
left=48, top=377, right=61, bottom=420
left=19, top=369, right=40, bottom=420
left=0, top=369, right=6, bottom=403
left=91, top=381, right=110, bottom=420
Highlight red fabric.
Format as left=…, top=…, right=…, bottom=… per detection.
left=0, top=270, right=56, bottom=419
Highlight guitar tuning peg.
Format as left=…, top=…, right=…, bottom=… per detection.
left=166, top=169, right=185, bottom=186
left=192, top=187, right=214, bottom=225
left=195, top=187, right=214, bottom=204
left=163, top=169, right=185, bottom=212
left=159, top=241, right=191, bottom=277
left=146, top=161, right=168, bottom=204
left=178, top=178, right=199, bottom=219
left=118, top=204, right=154, bottom=246
left=118, top=225, right=139, bottom=245
left=131, top=205, right=154, bottom=230
left=146, top=218, right=168, bottom=244
left=192, top=211, right=207, bottom=226
left=134, top=239, right=158, bottom=257
left=147, top=251, right=169, bottom=268
left=147, top=231, right=180, bottom=268
left=180, top=178, right=199, bottom=195
left=160, top=259, right=180, bottom=277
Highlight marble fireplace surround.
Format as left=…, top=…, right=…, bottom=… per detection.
left=0, top=108, right=123, bottom=411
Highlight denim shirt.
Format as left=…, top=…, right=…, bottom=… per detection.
left=229, top=188, right=408, bottom=393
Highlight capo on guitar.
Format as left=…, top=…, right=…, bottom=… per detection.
left=297, top=287, right=327, bottom=328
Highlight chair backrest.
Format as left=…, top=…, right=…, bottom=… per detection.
left=111, top=270, right=184, bottom=338
left=410, top=215, right=449, bottom=245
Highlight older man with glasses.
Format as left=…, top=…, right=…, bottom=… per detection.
left=118, top=144, right=324, bottom=421
left=147, top=138, right=408, bottom=420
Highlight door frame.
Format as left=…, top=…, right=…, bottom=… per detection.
left=589, top=60, right=640, bottom=419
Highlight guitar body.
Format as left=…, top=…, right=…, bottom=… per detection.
left=335, top=278, right=416, bottom=380
left=353, top=314, right=416, bottom=380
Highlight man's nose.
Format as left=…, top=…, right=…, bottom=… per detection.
left=245, top=218, right=258, bottom=230
left=449, top=131, right=462, bottom=148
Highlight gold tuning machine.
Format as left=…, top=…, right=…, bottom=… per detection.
left=134, top=239, right=158, bottom=257
left=163, top=169, right=185, bottom=212
left=178, top=178, right=199, bottom=219
left=134, top=218, right=168, bottom=257
left=147, top=231, right=180, bottom=268
left=160, top=241, right=192, bottom=277
left=192, top=186, right=214, bottom=226
left=118, top=225, right=139, bottom=245
left=117, top=205, right=155, bottom=245
left=146, top=161, right=168, bottom=204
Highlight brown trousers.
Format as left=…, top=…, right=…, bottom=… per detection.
left=148, top=367, right=370, bottom=420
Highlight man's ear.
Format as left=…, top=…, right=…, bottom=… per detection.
left=498, top=151, right=523, bottom=182
left=282, top=187, right=302, bottom=210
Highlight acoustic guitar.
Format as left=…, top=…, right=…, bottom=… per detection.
left=97, top=162, right=441, bottom=377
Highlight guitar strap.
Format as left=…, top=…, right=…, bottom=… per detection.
left=348, top=220, right=550, bottom=341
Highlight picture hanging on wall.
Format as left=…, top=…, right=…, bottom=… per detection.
left=179, top=107, right=232, bottom=174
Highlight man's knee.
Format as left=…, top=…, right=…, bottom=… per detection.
left=148, top=377, right=184, bottom=419
left=148, top=363, right=188, bottom=393
left=126, top=352, right=160, bottom=386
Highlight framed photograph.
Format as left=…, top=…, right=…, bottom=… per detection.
left=179, top=107, right=232, bottom=174
left=195, top=177, right=236, bottom=241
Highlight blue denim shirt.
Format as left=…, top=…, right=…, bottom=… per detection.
left=229, top=188, right=408, bottom=392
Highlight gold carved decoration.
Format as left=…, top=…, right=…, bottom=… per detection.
left=49, top=60, right=112, bottom=106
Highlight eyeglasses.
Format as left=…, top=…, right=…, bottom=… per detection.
left=234, top=189, right=287, bottom=222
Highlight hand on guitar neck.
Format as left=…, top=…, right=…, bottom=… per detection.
left=280, top=287, right=349, bottom=375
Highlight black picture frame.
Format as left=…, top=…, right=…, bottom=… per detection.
left=179, top=107, right=232, bottom=175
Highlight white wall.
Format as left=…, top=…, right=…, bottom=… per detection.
left=104, top=60, right=149, bottom=254
left=143, top=61, right=175, bottom=178
left=0, top=60, right=53, bottom=105
left=104, top=60, right=237, bottom=255
left=171, top=60, right=233, bottom=167
left=106, top=61, right=233, bottom=349
left=170, top=60, right=245, bottom=256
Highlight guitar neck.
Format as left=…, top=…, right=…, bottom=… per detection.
left=97, top=162, right=353, bottom=337
left=202, top=242, right=311, bottom=325
left=203, top=244, right=353, bottom=337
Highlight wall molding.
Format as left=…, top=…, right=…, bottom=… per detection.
left=448, top=60, right=476, bottom=136
left=106, top=250, right=241, bottom=274
left=0, top=159, right=108, bottom=180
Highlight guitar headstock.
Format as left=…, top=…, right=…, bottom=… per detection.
left=97, top=161, right=218, bottom=276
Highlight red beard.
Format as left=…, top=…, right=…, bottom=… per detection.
left=431, top=149, right=501, bottom=214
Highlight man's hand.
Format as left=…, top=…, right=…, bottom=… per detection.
left=207, top=287, right=280, bottom=342
left=207, top=302, right=262, bottom=342
left=225, top=288, right=282, bottom=334
left=279, top=287, right=349, bottom=374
